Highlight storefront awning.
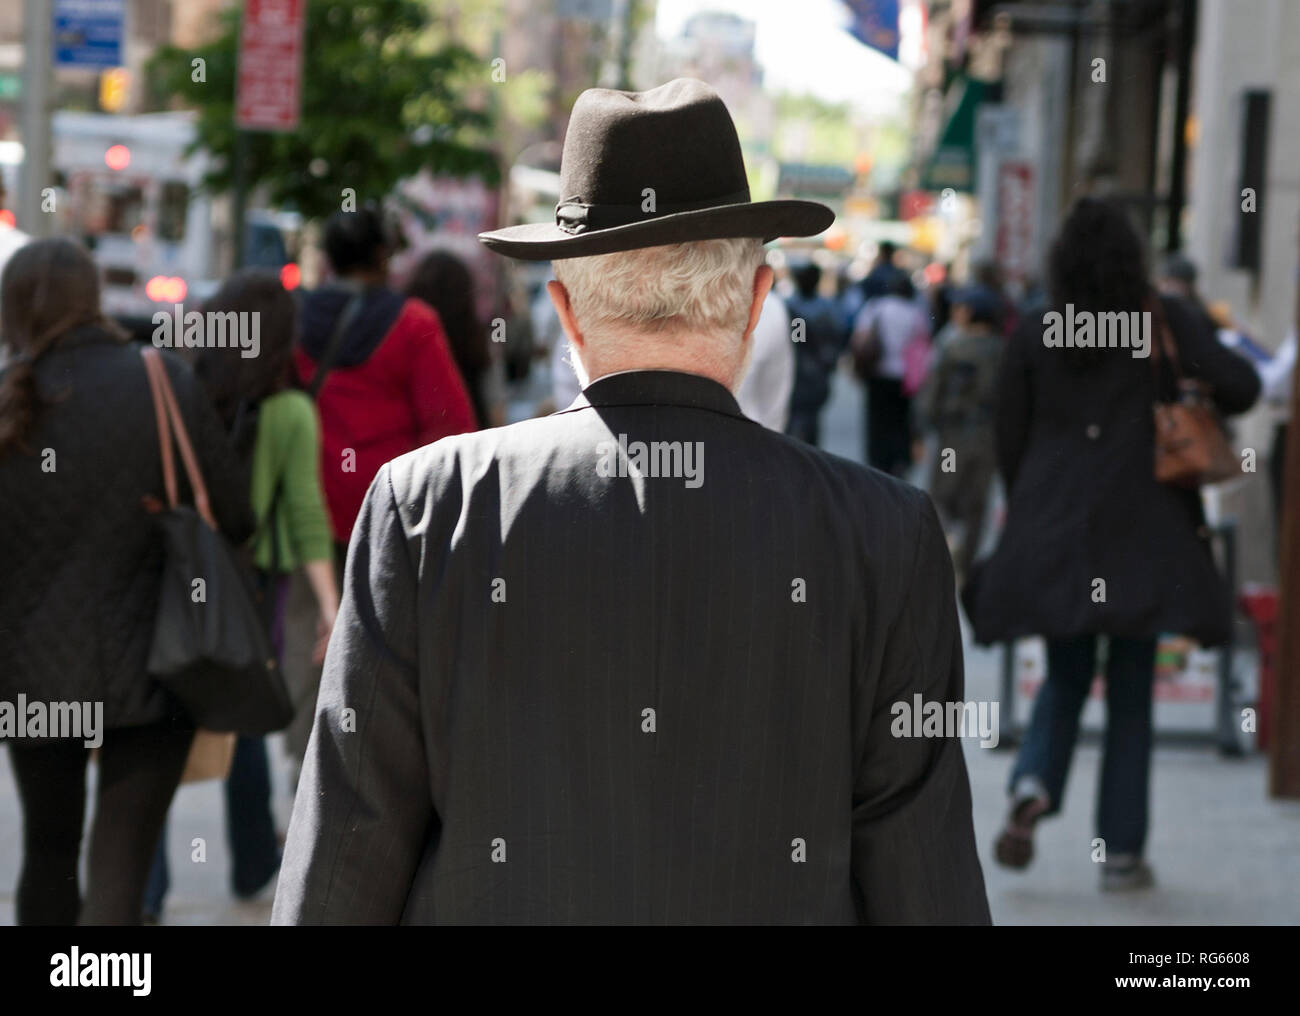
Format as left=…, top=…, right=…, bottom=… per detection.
left=921, top=76, right=992, bottom=192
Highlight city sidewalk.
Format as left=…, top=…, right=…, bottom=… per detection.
left=828, top=368, right=1300, bottom=925
left=1, top=370, right=1297, bottom=925
left=2, top=632, right=1296, bottom=926
left=962, top=637, right=1300, bottom=925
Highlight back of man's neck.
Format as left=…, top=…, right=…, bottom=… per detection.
left=585, top=362, right=737, bottom=392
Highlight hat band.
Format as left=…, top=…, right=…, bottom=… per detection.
left=555, top=189, right=751, bottom=235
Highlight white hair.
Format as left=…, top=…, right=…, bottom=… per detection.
left=552, top=237, right=765, bottom=346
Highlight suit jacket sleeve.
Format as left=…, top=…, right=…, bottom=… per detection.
left=272, top=462, right=435, bottom=924
left=850, top=492, right=992, bottom=924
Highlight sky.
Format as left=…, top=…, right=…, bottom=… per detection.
left=654, top=0, right=915, bottom=116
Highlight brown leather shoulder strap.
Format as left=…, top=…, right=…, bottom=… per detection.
left=1149, top=295, right=1184, bottom=380
left=141, top=346, right=215, bottom=529
left=141, top=346, right=177, bottom=509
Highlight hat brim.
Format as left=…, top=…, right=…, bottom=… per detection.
left=478, top=199, right=834, bottom=260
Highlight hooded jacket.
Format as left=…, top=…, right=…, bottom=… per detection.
left=293, top=285, right=476, bottom=543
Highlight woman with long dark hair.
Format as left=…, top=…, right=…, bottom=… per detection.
left=405, top=249, right=495, bottom=429
left=0, top=239, right=252, bottom=924
left=965, top=198, right=1260, bottom=890
left=144, top=269, right=338, bottom=919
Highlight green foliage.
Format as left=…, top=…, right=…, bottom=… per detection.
left=148, top=0, right=499, bottom=221
left=421, top=0, right=553, bottom=146
left=771, top=92, right=858, bottom=165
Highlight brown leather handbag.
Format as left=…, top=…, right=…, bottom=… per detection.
left=1150, top=301, right=1240, bottom=487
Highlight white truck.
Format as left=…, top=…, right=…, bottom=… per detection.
left=1, top=111, right=298, bottom=320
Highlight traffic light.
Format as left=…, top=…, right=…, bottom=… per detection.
left=99, top=68, right=130, bottom=113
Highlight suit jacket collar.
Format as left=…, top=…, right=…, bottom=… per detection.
left=561, top=369, right=745, bottom=419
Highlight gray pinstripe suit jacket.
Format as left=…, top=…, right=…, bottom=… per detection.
left=272, top=369, right=991, bottom=924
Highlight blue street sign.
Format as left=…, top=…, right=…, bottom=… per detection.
left=844, top=0, right=901, bottom=63
left=53, top=0, right=125, bottom=70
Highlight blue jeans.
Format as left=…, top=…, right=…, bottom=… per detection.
left=1009, top=635, right=1157, bottom=856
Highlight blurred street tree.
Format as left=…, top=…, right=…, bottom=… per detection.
left=148, top=0, right=500, bottom=221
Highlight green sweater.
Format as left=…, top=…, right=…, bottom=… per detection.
left=249, top=389, right=333, bottom=572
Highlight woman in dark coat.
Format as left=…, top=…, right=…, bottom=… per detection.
left=0, top=239, right=252, bottom=924
left=964, top=198, right=1259, bottom=890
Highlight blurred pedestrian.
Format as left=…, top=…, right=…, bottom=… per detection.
left=784, top=260, right=847, bottom=446
left=851, top=272, right=931, bottom=476
left=963, top=198, right=1260, bottom=890
left=0, top=239, right=252, bottom=924
left=859, top=240, right=906, bottom=302
left=533, top=277, right=580, bottom=412
left=143, top=269, right=339, bottom=920
left=913, top=287, right=1004, bottom=579
left=927, top=261, right=955, bottom=337
left=297, top=205, right=476, bottom=543
left=736, top=288, right=794, bottom=430
left=405, top=249, right=503, bottom=429
left=1155, top=252, right=1218, bottom=338
left=282, top=206, right=475, bottom=773
left=972, top=260, right=1018, bottom=339
left=0, top=176, right=30, bottom=283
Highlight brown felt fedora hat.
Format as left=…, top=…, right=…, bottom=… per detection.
left=479, top=78, right=834, bottom=260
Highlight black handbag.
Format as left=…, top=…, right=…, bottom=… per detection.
left=140, top=347, right=293, bottom=734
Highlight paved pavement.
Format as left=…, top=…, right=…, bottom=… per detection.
left=2, top=366, right=1297, bottom=925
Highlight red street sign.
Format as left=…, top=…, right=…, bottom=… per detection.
left=995, top=162, right=1034, bottom=286
left=236, top=0, right=304, bottom=132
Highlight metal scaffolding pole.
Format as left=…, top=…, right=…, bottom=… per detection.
left=19, top=0, right=53, bottom=238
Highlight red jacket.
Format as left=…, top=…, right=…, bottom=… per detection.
left=295, top=293, right=475, bottom=542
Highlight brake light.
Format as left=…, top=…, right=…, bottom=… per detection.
left=146, top=276, right=187, bottom=302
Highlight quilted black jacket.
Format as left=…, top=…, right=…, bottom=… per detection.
left=0, top=327, right=254, bottom=731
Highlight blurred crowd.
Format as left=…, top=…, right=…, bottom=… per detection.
left=0, top=188, right=1286, bottom=921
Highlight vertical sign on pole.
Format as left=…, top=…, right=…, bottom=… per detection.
left=233, top=0, right=304, bottom=268
left=236, top=0, right=305, bottom=132
left=995, top=162, right=1034, bottom=289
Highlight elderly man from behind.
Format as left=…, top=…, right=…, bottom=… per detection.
left=273, top=78, right=990, bottom=926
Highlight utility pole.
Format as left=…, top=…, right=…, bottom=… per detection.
left=19, top=0, right=53, bottom=238
left=599, top=0, right=635, bottom=90
left=232, top=130, right=248, bottom=270
left=615, top=0, right=636, bottom=90
left=1272, top=222, right=1300, bottom=799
